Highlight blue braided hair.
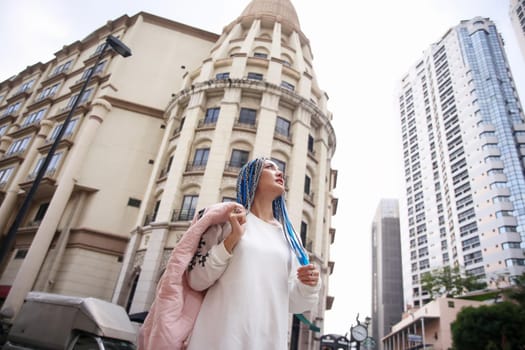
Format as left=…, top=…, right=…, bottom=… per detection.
left=236, top=157, right=309, bottom=265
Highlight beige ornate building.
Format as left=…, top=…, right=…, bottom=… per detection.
left=0, top=0, right=337, bottom=347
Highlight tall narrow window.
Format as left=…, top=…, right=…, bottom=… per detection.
left=34, top=202, right=50, bottom=223
left=193, top=148, right=210, bottom=167
left=300, top=221, right=308, bottom=245
left=230, top=149, right=249, bottom=168
left=0, top=167, right=14, bottom=185
left=204, top=108, right=220, bottom=124
left=180, top=195, right=198, bottom=221
left=151, top=200, right=161, bottom=222
left=271, top=158, right=286, bottom=174
left=304, top=175, right=311, bottom=195
left=275, top=117, right=291, bottom=137
left=238, top=108, right=256, bottom=125
left=32, top=152, right=62, bottom=176
left=308, top=135, right=315, bottom=153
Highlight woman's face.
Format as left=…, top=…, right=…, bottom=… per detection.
left=255, top=160, right=285, bottom=198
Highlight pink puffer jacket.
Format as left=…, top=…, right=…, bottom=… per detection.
left=138, top=202, right=235, bottom=350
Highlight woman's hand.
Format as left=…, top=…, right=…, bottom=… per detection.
left=223, top=204, right=247, bottom=253
left=297, top=264, right=320, bottom=286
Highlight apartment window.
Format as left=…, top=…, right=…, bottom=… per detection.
left=14, top=249, right=28, bottom=259
left=23, top=109, right=46, bottom=127
left=216, top=72, right=230, bottom=80
left=192, top=148, right=209, bottom=167
left=52, top=60, right=72, bottom=75
left=304, top=175, right=311, bottom=195
left=238, top=108, right=256, bottom=125
left=34, top=202, right=50, bottom=222
left=17, top=79, right=34, bottom=93
left=498, top=225, right=517, bottom=233
left=151, top=200, right=161, bottom=222
left=308, top=135, right=315, bottom=153
left=275, top=117, right=290, bottom=137
left=230, top=149, right=249, bottom=168
left=4, top=101, right=21, bottom=115
left=204, top=107, right=220, bottom=124
left=300, top=221, right=308, bottom=246
left=67, top=88, right=93, bottom=108
left=127, top=198, right=141, bottom=208
left=0, top=167, right=14, bottom=186
left=180, top=195, right=198, bottom=221
left=38, top=83, right=60, bottom=100
left=280, top=81, right=295, bottom=91
left=6, top=136, right=31, bottom=155
left=247, top=72, right=263, bottom=81
left=32, top=152, right=62, bottom=176
left=253, top=52, right=268, bottom=58
left=505, top=258, right=525, bottom=267
left=49, top=119, right=78, bottom=141
left=81, top=61, right=106, bottom=80
left=222, top=197, right=236, bottom=203
left=0, top=124, right=8, bottom=136
left=502, top=242, right=521, bottom=249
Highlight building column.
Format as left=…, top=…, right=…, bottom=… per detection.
left=198, top=88, right=240, bottom=205
left=129, top=92, right=204, bottom=312
left=252, top=91, right=279, bottom=157
left=286, top=106, right=311, bottom=224
left=0, top=120, right=53, bottom=234
left=0, top=98, right=111, bottom=319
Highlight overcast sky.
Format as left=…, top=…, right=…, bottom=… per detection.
left=1, top=0, right=524, bottom=337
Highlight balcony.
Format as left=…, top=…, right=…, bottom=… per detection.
left=196, top=119, right=217, bottom=130
left=6, top=89, right=32, bottom=104
left=185, top=162, right=206, bottom=173
left=172, top=208, right=196, bottom=222
left=30, top=92, right=57, bottom=109
left=0, top=150, right=27, bottom=165
left=224, top=161, right=243, bottom=175
left=18, top=168, right=58, bottom=196
left=38, top=131, right=74, bottom=152
left=304, top=191, right=314, bottom=204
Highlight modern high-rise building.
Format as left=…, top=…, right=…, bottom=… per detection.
left=371, top=199, right=403, bottom=350
left=398, top=17, right=525, bottom=308
left=0, top=1, right=338, bottom=347
left=510, top=0, right=525, bottom=60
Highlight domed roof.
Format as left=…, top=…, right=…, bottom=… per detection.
left=239, top=0, right=300, bottom=30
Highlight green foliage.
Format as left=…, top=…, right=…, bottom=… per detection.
left=451, top=301, right=525, bottom=350
left=420, top=266, right=486, bottom=299
left=504, top=273, right=525, bottom=308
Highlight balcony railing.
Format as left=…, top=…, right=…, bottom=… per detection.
left=172, top=208, right=196, bottom=222
left=224, top=161, right=244, bottom=174
left=185, top=162, right=206, bottom=172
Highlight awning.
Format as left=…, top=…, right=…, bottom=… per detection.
left=294, top=313, right=321, bottom=332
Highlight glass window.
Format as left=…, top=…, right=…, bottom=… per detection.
left=216, top=72, right=230, bottom=80
left=238, top=108, right=256, bottom=125
left=204, top=108, right=220, bottom=124
left=49, top=119, right=78, bottom=141
left=0, top=167, right=14, bottom=185
left=280, top=81, right=295, bottom=91
left=308, top=135, right=315, bottom=153
left=253, top=52, right=268, bottom=58
left=180, top=195, right=198, bottom=221
left=23, top=109, right=46, bottom=127
left=230, top=149, right=249, bottom=168
left=32, top=152, right=62, bottom=176
left=71, top=333, right=99, bottom=350
left=0, top=124, right=8, bottom=136
left=275, top=117, right=290, bottom=137
left=247, top=72, right=263, bottom=81
left=304, top=175, right=311, bottom=194
left=193, top=148, right=209, bottom=166
left=7, top=136, right=31, bottom=155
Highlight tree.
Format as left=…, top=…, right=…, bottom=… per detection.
left=451, top=301, right=525, bottom=350
left=421, top=266, right=486, bottom=299
left=505, top=273, right=525, bottom=308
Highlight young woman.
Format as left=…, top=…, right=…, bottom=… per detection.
left=185, top=157, right=320, bottom=349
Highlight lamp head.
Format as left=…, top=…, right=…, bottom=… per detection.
left=106, top=35, right=132, bottom=57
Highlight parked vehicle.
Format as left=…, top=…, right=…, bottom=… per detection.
left=2, top=292, right=136, bottom=350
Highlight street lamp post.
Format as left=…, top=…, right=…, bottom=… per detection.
left=0, top=35, right=131, bottom=282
